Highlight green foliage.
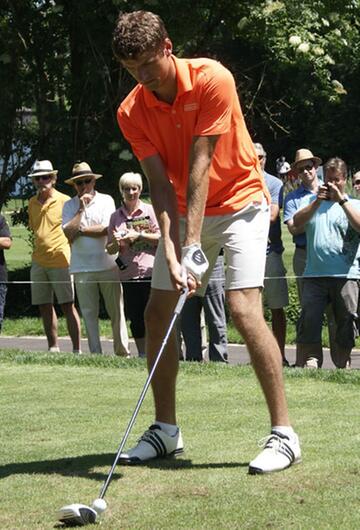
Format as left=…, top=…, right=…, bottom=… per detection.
left=1, top=0, right=360, bottom=206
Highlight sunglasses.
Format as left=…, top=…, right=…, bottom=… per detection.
left=34, top=174, right=52, bottom=182
left=75, top=178, right=93, bottom=186
left=297, top=162, right=314, bottom=173
left=353, top=179, right=360, bottom=186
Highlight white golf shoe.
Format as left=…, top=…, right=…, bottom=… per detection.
left=248, top=431, right=301, bottom=474
left=119, top=424, right=184, bottom=464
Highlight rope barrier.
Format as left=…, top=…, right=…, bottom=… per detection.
left=2, top=274, right=359, bottom=285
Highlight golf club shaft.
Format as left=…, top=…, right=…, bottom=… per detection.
left=99, top=287, right=189, bottom=499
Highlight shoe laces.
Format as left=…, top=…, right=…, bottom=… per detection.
left=138, top=425, right=160, bottom=443
left=257, top=433, right=288, bottom=453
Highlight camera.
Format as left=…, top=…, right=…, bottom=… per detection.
left=115, top=255, right=127, bottom=270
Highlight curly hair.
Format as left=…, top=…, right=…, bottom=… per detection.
left=112, top=11, right=169, bottom=61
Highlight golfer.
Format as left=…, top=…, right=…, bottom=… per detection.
left=113, top=10, right=301, bottom=474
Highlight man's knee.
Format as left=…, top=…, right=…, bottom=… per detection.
left=227, top=288, right=263, bottom=327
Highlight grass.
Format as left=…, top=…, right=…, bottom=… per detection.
left=0, top=351, right=359, bottom=529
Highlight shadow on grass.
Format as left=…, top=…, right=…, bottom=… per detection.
left=0, top=453, right=248, bottom=481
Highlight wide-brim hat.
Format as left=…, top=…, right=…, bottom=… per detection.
left=65, top=162, right=102, bottom=185
left=291, top=148, right=322, bottom=169
left=29, top=159, right=58, bottom=178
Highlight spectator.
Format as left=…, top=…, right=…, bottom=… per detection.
left=284, top=149, right=321, bottom=302
left=62, top=162, right=129, bottom=357
left=28, top=160, right=81, bottom=353
left=352, top=171, right=360, bottom=196
left=180, top=251, right=228, bottom=363
left=293, top=157, right=360, bottom=369
left=0, top=214, right=12, bottom=332
left=107, top=172, right=160, bottom=357
left=284, top=149, right=339, bottom=367
left=277, top=157, right=293, bottom=194
left=255, top=143, right=289, bottom=366
left=113, top=10, right=300, bottom=474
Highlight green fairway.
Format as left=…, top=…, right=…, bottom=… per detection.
left=0, top=351, right=359, bottom=529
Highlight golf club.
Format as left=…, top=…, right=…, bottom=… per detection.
left=57, top=287, right=189, bottom=526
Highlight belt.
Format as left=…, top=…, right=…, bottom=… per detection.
left=296, top=244, right=306, bottom=250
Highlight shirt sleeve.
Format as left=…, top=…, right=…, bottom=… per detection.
left=283, top=194, right=295, bottom=223
left=118, top=106, right=158, bottom=162
left=194, top=64, right=235, bottom=136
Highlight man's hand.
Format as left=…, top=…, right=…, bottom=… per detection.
left=327, top=181, right=345, bottom=203
left=181, top=243, right=209, bottom=282
left=168, top=259, right=197, bottom=296
left=79, top=193, right=94, bottom=208
left=317, top=184, right=331, bottom=201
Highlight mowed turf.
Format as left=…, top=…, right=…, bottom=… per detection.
left=0, top=352, right=359, bottom=529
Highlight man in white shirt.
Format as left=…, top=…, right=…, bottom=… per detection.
left=62, top=162, right=129, bottom=356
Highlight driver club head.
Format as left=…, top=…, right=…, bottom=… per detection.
left=57, top=503, right=97, bottom=526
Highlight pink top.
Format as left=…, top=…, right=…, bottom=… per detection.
left=107, top=200, right=159, bottom=280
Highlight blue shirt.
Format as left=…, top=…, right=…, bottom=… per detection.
left=301, top=195, right=360, bottom=278
left=283, top=184, right=316, bottom=247
left=264, top=172, right=284, bottom=254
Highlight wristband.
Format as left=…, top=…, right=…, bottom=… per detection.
left=339, top=198, right=348, bottom=206
left=181, top=243, right=209, bottom=281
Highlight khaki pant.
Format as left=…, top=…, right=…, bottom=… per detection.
left=74, top=267, right=129, bottom=355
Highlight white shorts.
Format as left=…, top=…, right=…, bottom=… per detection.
left=151, top=199, right=270, bottom=295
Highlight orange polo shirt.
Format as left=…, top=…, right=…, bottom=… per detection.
left=118, top=56, right=269, bottom=216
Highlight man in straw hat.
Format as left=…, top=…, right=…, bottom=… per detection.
left=28, top=159, right=81, bottom=353
left=293, top=157, right=360, bottom=369
left=62, top=162, right=129, bottom=357
left=112, top=10, right=301, bottom=474
left=284, top=149, right=322, bottom=302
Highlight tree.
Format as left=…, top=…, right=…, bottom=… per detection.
left=1, top=0, right=360, bottom=213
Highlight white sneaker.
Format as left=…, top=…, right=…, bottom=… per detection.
left=248, top=431, right=301, bottom=474
left=305, top=357, right=318, bottom=369
left=119, top=424, right=184, bottom=464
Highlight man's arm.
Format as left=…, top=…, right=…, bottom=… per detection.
left=270, top=203, right=280, bottom=223
left=140, top=153, right=183, bottom=290
left=293, top=199, right=321, bottom=228
left=62, top=206, right=84, bottom=242
left=286, top=217, right=306, bottom=236
left=184, top=135, right=218, bottom=245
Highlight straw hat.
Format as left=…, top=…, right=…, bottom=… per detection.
left=291, top=149, right=322, bottom=169
left=29, top=160, right=58, bottom=177
left=65, top=162, right=102, bottom=185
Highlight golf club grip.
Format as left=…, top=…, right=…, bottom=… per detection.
left=98, top=287, right=189, bottom=499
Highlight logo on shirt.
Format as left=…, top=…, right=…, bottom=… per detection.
left=183, top=103, right=199, bottom=112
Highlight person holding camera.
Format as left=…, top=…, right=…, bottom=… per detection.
left=293, top=157, right=360, bottom=368
left=62, top=162, right=129, bottom=356
left=107, top=172, right=160, bottom=357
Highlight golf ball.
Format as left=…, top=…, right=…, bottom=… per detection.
left=92, top=498, right=107, bottom=514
